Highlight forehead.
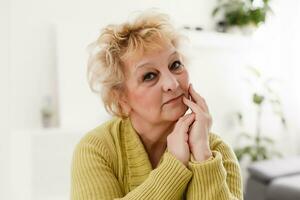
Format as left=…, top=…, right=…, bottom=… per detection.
left=122, top=42, right=177, bottom=72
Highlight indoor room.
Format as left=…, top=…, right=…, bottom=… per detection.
left=1, top=0, right=300, bottom=199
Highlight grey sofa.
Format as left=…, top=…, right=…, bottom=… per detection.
left=245, top=156, right=300, bottom=200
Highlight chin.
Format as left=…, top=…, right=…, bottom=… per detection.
left=164, top=104, right=188, bottom=122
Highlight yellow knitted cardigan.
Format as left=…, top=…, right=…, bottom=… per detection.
left=71, top=117, right=243, bottom=200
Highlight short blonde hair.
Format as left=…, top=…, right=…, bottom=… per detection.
left=87, top=10, right=186, bottom=118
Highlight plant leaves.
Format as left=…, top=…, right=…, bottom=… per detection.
left=253, top=93, right=265, bottom=105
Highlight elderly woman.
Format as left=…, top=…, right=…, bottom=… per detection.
left=71, top=11, right=243, bottom=200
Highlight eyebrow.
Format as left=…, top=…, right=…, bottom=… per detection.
left=135, top=51, right=179, bottom=71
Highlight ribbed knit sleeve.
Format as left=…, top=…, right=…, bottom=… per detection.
left=185, top=133, right=243, bottom=200
left=71, top=134, right=192, bottom=200
left=119, top=151, right=192, bottom=200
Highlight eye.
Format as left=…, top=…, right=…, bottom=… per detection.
left=143, top=72, right=157, bottom=82
left=170, top=60, right=184, bottom=71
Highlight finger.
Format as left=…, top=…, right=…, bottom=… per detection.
left=183, top=96, right=203, bottom=114
left=183, top=97, right=212, bottom=125
left=182, top=113, right=195, bottom=124
left=190, top=84, right=209, bottom=112
left=189, top=93, right=207, bottom=113
left=189, top=84, right=209, bottom=113
left=179, top=112, right=193, bottom=121
left=177, top=113, right=195, bottom=133
left=189, top=84, right=202, bottom=104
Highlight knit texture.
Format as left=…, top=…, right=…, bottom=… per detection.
left=71, top=117, right=243, bottom=200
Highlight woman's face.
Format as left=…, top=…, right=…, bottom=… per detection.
left=121, top=42, right=190, bottom=124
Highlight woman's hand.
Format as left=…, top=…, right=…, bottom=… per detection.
left=183, top=84, right=213, bottom=162
left=167, top=113, right=195, bottom=166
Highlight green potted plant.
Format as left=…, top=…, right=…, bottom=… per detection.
left=233, top=66, right=287, bottom=162
left=212, top=0, right=273, bottom=34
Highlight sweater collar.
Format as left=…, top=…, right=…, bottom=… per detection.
left=122, top=117, right=165, bottom=190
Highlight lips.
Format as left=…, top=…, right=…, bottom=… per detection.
left=164, top=94, right=184, bottom=105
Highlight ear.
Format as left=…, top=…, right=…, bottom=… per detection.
left=117, top=90, right=132, bottom=116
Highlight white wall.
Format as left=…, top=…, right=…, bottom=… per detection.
left=10, top=0, right=217, bottom=131
left=9, top=0, right=300, bottom=146
left=277, top=0, right=300, bottom=153
left=0, top=0, right=11, bottom=199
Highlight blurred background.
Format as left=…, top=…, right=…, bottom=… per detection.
left=1, top=0, right=300, bottom=199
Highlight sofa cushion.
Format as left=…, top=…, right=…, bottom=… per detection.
left=247, top=156, right=300, bottom=182
left=266, top=174, right=300, bottom=200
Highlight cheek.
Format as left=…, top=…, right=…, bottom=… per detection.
left=129, top=87, right=161, bottom=108
left=179, top=71, right=190, bottom=92
left=131, top=92, right=147, bottom=106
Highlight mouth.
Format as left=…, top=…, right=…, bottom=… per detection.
left=164, top=94, right=184, bottom=105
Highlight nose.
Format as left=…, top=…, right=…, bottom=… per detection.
left=161, top=72, right=179, bottom=92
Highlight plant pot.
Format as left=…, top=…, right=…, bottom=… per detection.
left=241, top=24, right=257, bottom=35
left=226, top=24, right=257, bottom=36
left=42, top=115, right=52, bottom=128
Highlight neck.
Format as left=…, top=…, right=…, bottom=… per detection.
left=129, top=114, right=175, bottom=152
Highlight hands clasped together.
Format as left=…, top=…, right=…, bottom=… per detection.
left=167, top=84, right=213, bottom=166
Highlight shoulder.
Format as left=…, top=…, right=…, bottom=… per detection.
left=78, top=116, right=124, bottom=144
left=72, top=117, right=124, bottom=163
